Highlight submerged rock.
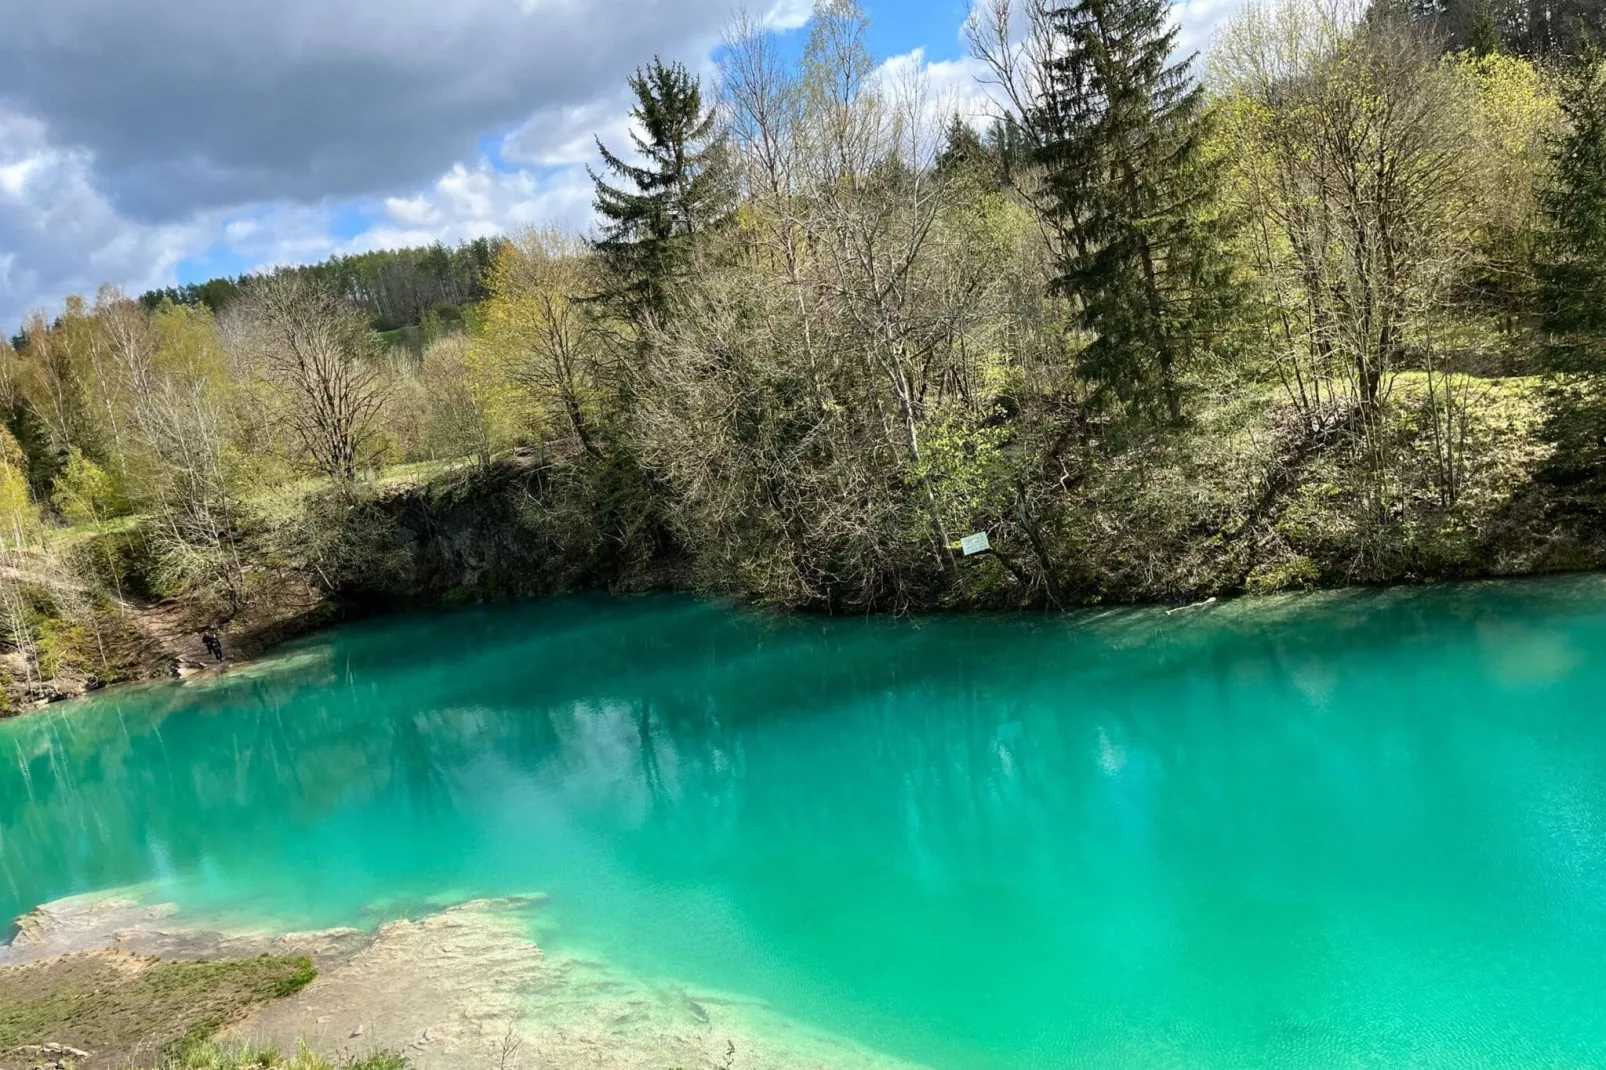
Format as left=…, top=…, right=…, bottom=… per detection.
left=229, top=897, right=922, bottom=1070
left=4, top=892, right=924, bottom=1070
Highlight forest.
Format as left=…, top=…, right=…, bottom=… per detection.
left=2, top=0, right=1605, bottom=708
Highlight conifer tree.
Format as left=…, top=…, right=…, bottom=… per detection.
left=590, top=59, right=734, bottom=324
left=936, top=114, right=988, bottom=176
left=1468, top=0, right=1503, bottom=54
left=936, top=113, right=1003, bottom=190
left=1540, top=52, right=1606, bottom=484
left=1030, top=0, right=1234, bottom=424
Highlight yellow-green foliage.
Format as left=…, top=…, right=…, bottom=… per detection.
left=153, top=301, right=231, bottom=385
left=0, top=411, right=37, bottom=546
left=0, top=461, right=38, bottom=546
left=475, top=229, right=612, bottom=457
left=52, top=448, right=128, bottom=525
left=1246, top=555, right=1322, bottom=594
left=0, top=426, right=25, bottom=472
left=920, top=404, right=1014, bottom=536
left=1448, top=50, right=1559, bottom=259
left=159, top=1045, right=405, bottom=1070
left=31, top=614, right=93, bottom=679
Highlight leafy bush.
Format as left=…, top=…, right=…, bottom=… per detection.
left=1245, top=555, right=1322, bottom=595
left=52, top=448, right=128, bottom=525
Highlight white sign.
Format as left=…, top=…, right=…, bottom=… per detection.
left=960, top=531, right=992, bottom=557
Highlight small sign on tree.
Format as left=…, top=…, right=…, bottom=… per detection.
left=960, top=531, right=992, bottom=557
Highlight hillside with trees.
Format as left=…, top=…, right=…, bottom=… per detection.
left=2, top=0, right=1605, bottom=710
left=136, top=239, right=503, bottom=345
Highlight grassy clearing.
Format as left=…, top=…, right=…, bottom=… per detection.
left=39, top=515, right=143, bottom=553
left=243, top=458, right=470, bottom=526
left=32, top=460, right=474, bottom=546
left=0, top=954, right=315, bottom=1070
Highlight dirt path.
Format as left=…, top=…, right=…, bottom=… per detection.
left=124, top=599, right=220, bottom=676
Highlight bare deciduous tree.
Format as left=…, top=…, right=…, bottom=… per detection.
left=231, top=272, right=389, bottom=480
left=482, top=229, right=614, bottom=462
left=1215, top=0, right=1474, bottom=425
left=624, top=1, right=1026, bottom=607
left=104, top=292, right=248, bottom=611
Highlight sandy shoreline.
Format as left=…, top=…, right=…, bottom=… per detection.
left=3, top=891, right=923, bottom=1070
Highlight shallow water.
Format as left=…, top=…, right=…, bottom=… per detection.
left=5, top=579, right=1606, bottom=1068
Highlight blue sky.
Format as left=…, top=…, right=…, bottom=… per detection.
left=0, top=0, right=1246, bottom=326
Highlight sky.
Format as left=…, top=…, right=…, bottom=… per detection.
left=0, top=0, right=1248, bottom=332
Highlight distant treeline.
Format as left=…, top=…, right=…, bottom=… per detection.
left=1425, top=0, right=1605, bottom=55
left=1432, top=0, right=1606, bottom=54
left=139, top=238, right=505, bottom=333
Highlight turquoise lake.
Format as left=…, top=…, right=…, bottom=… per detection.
left=5, top=579, right=1606, bottom=1067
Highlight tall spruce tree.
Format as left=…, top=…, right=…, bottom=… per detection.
left=1540, top=53, right=1606, bottom=486
left=1030, top=0, right=1234, bottom=424
left=590, top=59, right=733, bottom=324
left=1468, top=0, right=1504, bottom=52
left=936, top=113, right=1005, bottom=190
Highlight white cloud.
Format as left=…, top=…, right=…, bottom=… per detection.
left=358, top=163, right=596, bottom=251
left=764, top=0, right=816, bottom=31
left=962, top=0, right=1252, bottom=61
left=501, top=97, right=636, bottom=170
left=0, top=0, right=1255, bottom=332
left=1173, top=0, right=1252, bottom=54
left=0, top=108, right=210, bottom=329
left=875, top=48, right=1003, bottom=154
left=207, top=204, right=345, bottom=272
left=383, top=196, right=442, bottom=229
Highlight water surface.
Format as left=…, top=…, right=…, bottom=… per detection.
left=5, top=580, right=1606, bottom=1068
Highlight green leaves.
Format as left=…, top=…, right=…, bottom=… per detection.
left=1030, top=0, right=1236, bottom=425
left=590, top=59, right=735, bottom=323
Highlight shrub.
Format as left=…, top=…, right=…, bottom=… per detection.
left=1245, top=555, right=1322, bottom=595
left=52, top=448, right=128, bottom=525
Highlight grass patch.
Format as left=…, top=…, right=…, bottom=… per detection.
left=0, top=955, right=315, bottom=1070
left=154, top=1044, right=405, bottom=1070
left=40, top=515, right=143, bottom=553
left=243, top=459, right=470, bottom=524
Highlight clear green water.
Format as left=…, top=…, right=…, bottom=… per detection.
left=5, top=579, right=1606, bottom=1067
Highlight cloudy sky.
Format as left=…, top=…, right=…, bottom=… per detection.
left=0, top=0, right=1247, bottom=331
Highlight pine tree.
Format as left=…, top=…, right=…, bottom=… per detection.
left=1030, top=0, right=1234, bottom=425
left=936, top=114, right=989, bottom=177
left=1539, top=53, right=1606, bottom=485
left=1468, top=0, right=1503, bottom=53
left=987, top=114, right=1030, bottom=188
left=590, top=59, right=734, bottom=323
left=936, top=113, right=1003, bottom=190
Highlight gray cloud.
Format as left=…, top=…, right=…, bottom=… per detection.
left=0, top=0, right=1246, bottom=329
left=0, top=0, right=740, bottom=222
left=0, top=107, right=209, bottom=328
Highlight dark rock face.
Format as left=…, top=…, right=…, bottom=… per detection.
left=354, top=452, right=679, bottom=607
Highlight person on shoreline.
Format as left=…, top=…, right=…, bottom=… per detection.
left=201, top=631, right=225, bottom=663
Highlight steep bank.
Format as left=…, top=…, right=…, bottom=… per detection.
left=360, top=383, right=1606, bottom=609
left=6, top=377, right=1606, bottom=715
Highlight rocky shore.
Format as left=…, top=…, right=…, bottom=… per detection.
left=3, top=893, right=921, bottom=1070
